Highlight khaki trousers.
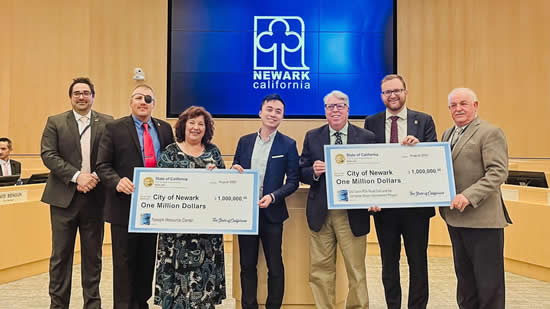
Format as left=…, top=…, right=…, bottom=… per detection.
left=309, top=209, right=369, bottom=309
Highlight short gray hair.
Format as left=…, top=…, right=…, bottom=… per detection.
left=448, top=88, right=478, bottom=104
left=323, top=90, right=349, bottom=106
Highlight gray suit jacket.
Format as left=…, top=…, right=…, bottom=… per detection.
left=41, top=110, right=113, bottom=208
left=439, top=117, right=512, bottom=228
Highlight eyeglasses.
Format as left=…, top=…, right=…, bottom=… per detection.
left=72, top=91, right=92, bottom=98
left=325, top=103, right=348, bottom=111
left=381, top=89, right=405, bottom=96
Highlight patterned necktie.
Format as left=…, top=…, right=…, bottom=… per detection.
left=143, top=123, right=157, bottom=167
left=450, top=127, right=463, bottom=149
left=334, top=131, right=343, bottom=144
left=390, top=116, right=399, bottom=143
left=79, top=116, right=91, bottom=173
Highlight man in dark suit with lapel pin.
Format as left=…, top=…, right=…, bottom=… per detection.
left=364, top=74, right=437, bottom=309
left=0, top=137, right=21, bottom=176
left=440, top=88, right=511, bottom=309
left=41, top=77, right=113, bottom=309
left=96, top=84, right=174, bottom=309
left=231, top=94, right=299, bottom=309
left=300, top=90, right=375, bottom=309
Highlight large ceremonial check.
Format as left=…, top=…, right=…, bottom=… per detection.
left=128, top=168, right=260, bottom=234
left=324, top=142, right=456, bottom=209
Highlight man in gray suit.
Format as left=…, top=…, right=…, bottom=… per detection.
left=440, top=87, right=512, bottom=309
left=41, top=77, right=113, bottom=309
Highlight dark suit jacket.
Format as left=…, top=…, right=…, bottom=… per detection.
left=96, top=115, right=174, bottom=225
left=40, top=110, right=113, bottom=208
left=232, top=131, right=299, bottom=224
left=364, top=108, right=437, bottom=217
left=299, top=123, right=375, bottom=236
left=0, top=159, right=21, bottom=176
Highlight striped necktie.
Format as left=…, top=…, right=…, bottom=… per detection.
left=450, top=127, right=463, bottom=149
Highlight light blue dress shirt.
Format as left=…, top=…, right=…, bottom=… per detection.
left=132, top=114, right=161, bottom=163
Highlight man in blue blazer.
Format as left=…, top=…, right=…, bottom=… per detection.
left=232, top=94, right=299, bottom=309
left=364, top=74, right=437, bottom=309
left=300, top=90, right=375, bottom=309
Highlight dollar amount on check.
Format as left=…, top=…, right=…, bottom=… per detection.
left=324, top=143, right=456, bottom=209
left=129, top=168, right=259, bottom=234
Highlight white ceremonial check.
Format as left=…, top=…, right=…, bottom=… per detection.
left=324, top=142, right=456, bottom=209
left=128, top=168, right=260, bottom=234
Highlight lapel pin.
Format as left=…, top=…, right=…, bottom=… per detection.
left=414, top=120, right=418, bottom=124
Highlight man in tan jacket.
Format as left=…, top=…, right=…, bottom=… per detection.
left=440, top=87, right=512, bottom=309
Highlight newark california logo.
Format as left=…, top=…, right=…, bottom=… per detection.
left=253, top=16, right=311, bottom=90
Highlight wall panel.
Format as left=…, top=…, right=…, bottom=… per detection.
left=8, top=0, right=91, bottom=154
left=0, top=0, right=13, bottom=136
left=398, top=0, right=550, bottom=157
left=3, top=0, right=550, bottom=158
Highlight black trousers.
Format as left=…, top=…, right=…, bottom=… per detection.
left=110, top=224, right=157, bottom=309
left=238, top=217, right=284, bottom=309
left=447, top=225, right=505, bottom=309
left=374, top=212, right=430, bottom=309
left=49, top=192, right=104, bottom=309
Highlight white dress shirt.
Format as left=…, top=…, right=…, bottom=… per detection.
left=71, top=110, right=92, bottom=183
left=0, top=158, right=12, bottom=176
left=385, top=107, right=408, bottom=143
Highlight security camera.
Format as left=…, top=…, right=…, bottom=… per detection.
left=133, top=67, right=145, bottom=81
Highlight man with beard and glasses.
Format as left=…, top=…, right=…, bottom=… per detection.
left=364, top=74, right=437, bottom=309
left=41, top=77, right=113, bottom=309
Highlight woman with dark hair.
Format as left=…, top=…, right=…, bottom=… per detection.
left=153, top=106, right=226, bottom=309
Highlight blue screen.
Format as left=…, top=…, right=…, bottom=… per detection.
left=168, top=0, right=396, bottom=118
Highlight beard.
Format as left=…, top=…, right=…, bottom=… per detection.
left=385, top=98, right=405, bottom=112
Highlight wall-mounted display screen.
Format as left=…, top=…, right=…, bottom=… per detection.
left=167, top=0, right=396, bottom=118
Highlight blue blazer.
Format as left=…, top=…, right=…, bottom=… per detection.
left=299, top=123, right=376, bottom=236
left=232, top=131, right=299, bottom=224
left=364, top=108, right=437, bottom=217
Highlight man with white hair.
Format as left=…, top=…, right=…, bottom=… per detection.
left=440, top=87, right=512, bottom=309
left=299, top=90, right=376, bottom=309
